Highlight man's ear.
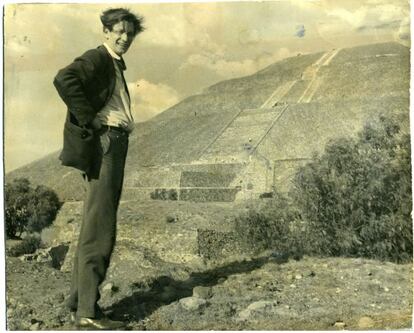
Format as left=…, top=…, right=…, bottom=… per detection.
left=103, top=27, right=110, bottom=38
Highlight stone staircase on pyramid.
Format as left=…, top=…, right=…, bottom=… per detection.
left=198, top=104, right=289, bottom=164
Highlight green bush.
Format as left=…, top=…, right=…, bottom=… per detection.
left=232, top=114, right=411, bottom=263
left=166, top=215, right=177, bottom=223
left=5, top=178, right=32, bottom=238
left=26, top=185, right=62, bottom=233
left=234, top=192, right=302, bottom=257
left=8, top=235, right=42, bottom=257
left=291, top=114, right=412, bottom=262
left=150, top=188, right=178, bottom=200
left=5, top=178, right=62, bottom=238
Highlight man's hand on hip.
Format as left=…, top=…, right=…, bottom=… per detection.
left=90, top=117, right=102, bottom=130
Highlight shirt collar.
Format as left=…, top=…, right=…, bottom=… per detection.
left=103, top=42, right=121, bottom=60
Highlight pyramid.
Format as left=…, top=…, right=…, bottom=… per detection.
left=7, top=42, right=410, bottom=202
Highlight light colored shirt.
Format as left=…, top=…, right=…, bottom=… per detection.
left=96, top=43, right=134, bottom=132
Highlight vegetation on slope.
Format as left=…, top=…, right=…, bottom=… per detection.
left=235, top=114, right=412, bottom=263
left=5, top=178, right=61, bottom=239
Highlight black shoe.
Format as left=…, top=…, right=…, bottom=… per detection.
left=75, top=317, right=125, bottom=330
left=69, top=307, right=105, bottom=324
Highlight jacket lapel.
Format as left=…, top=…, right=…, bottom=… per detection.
left=97, top=45, right=116, bottom=106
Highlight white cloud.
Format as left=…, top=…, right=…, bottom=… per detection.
left=180, top=47, right=292, bottom=79
left=128, top=80, right=181, bottom=122
left=324, top=2, right=408, bottom=30
left=5, top=36, right=31, bottom=54
left=308, top=1, right=409, bottom=43
left=4, top=3, right=100, bottom=58
left=290, top=0, right=322, bottom=10
left=140, top=13, right=187, bottom=47
left=327, top=8, right=366, bottom=27
left=140, top=3, right=224, bottom=55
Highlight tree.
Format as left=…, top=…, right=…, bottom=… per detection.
left=5, top=178, right=62, bottom=238
left=5, top=178, right=31, bottom=238
left=291, top=114, right=412, bottom=262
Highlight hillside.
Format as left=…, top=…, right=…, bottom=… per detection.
left=7, top=42, right=410, bottom=201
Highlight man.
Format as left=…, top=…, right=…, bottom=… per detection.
left=54, top=8, right=144, bottom=330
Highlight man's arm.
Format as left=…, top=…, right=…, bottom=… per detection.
left=53, top=49, right=102, bottom=127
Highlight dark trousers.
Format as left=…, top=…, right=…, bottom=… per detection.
left=67, top=129, right=129, bottom=318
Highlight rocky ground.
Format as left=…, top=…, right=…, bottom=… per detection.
left=5, top=200, right=414, bottom=330
left=6, top=253, right=413, bottom=330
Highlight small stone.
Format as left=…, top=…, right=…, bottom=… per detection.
left=358, top=316, right=375, bottom=328
left=103, top=283, right=113, bottom=291
left=56, top=293, right=65, bottom=303
left=336, top=288, right=341, bottom=293
left=179, top=296, right=207, bottom=311
left=274, top=307, right=295, bottom=317
left=383, top=287, right=389, bottom=292
left=290, top=284, right=296, bottom=288
left=334, top=321, right=346, bottom=329
left=295, top=274, right=302, bottom=280
left=246, top=300, right=274, bottom=311
left=237, top=309, right=251, bottom=322
left=193, top=286, right=212, bottom=299
left=30, top=323, right=40, bottom=330
left=286, top=274, right=293, bottom=281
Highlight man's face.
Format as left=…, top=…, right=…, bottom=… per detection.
left=104, top=21, right=136, bottom=56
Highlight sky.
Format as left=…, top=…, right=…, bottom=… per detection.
left=3, top=0, right=411, bottom=172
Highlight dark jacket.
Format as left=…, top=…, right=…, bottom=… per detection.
left=54, top=45, right=116, bottom=173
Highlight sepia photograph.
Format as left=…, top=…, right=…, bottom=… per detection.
left=3, top=0, right=413, bottom=330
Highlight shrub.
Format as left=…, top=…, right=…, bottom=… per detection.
left=5, top=178, right=32, bottom=238
left=166, top=215, right=177, bottom=223
left=5, top=178, right=62, bottom=238
left=26, top=185, right=61, bottom=233
left=8, top=235, right=42, bottom=257
left=150, top=188, right=178, bottom=200
left=234, top=192, right=302, bottom=257
left=291, top=114, right=412, bottom=262
left=259, top=192, right=273, bottom=199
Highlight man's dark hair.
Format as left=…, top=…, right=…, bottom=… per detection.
left=100, top=8, right=145, bottom=36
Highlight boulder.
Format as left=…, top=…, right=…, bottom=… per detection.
left=192, top=286, right=213, bottom=299
left=358, top=316, right=375, bottom=329
left=179, top=297, right=207, bottom=311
